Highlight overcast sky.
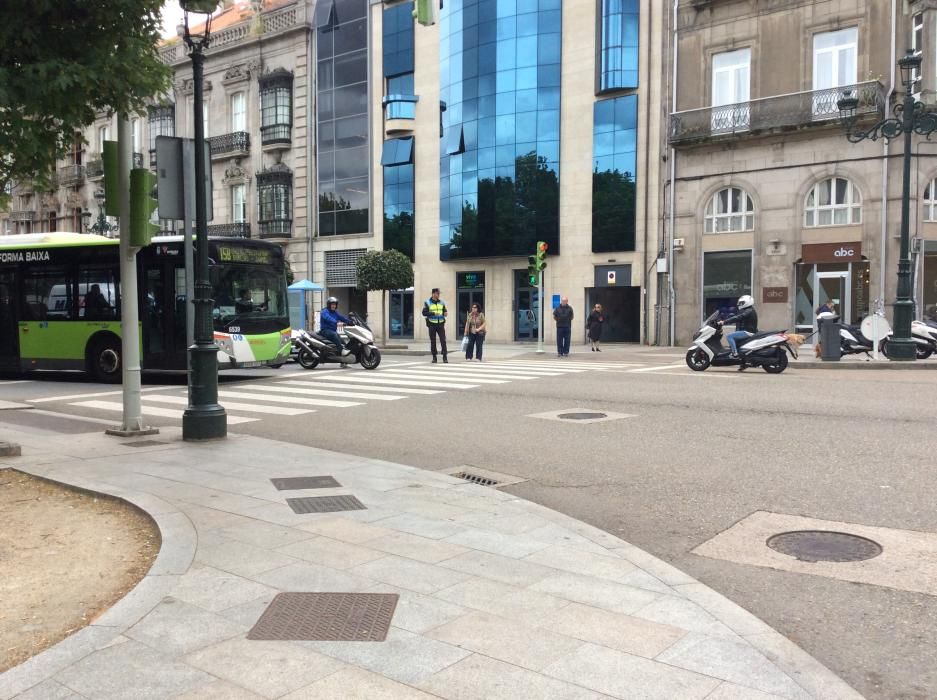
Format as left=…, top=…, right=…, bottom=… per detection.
left=160, top=2, right=185, bottom=39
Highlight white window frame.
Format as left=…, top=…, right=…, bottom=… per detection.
left=923, top=178, right=937, bottom=222
left=232, top=184, right=247, bottom=223
left=804, top=177, right=862, bottom=227
left=98, top=125, right=110, bottom=152
left=711, top=48, right=751, bottom=131
left=813, top=28, right=858, bottom=118
left=231, top=92, right=246, bottom=132
left=704, top=187, right=754, bottom=233
left=912, top=12, right=924, bottom=94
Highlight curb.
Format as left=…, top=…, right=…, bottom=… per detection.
left=793, top=360, right=937, bottom=369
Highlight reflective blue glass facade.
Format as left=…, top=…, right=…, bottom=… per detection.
left=384, top=161, right=415, bottom=260
left=592, top=95, right=636, bottom=252
left=439, top=0, right=562, bottom=261
left=317, top=0, right=369, bottom=237
left=599, top=0, right=639, bottom=92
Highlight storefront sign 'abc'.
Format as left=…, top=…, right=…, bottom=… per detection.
left=762, top=287, right=789, bottom=303
left=801, top=242, right=863, bottom=263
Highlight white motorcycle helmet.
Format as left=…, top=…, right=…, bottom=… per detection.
left=737, top=294, right=754, bottom=310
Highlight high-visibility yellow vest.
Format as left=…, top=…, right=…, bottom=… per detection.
left=425, top=299, right=446, bottom=324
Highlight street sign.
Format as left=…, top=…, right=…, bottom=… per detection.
left=155, top=136, right=212, bottom=222
left=607, top=270, right=616, bottom=285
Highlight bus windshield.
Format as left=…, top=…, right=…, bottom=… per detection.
left=212, top=264, right=287, bottom=330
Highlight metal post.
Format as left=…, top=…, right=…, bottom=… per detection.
left=890, top=80, right=917, bottom=360
left=182, top=141, right=196, bottom=352
left=182, top=48, right=227, bottom=439
left=105, top=115, right=155, bottom=437
left=537, top=272, right=544, bottom=353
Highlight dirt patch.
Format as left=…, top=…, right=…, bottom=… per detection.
left=0, top=469, right=160, bottom=672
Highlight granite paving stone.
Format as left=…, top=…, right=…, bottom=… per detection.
left=704, top=683, right=791, bottom=700
left=523, top=544, right=640, bottom=581
left=349, top=555, right=472, bottom=594
left=530, top=571, right=663, bottom=615
left=436, top=549, right=556, bottom=587
left=168, top=566, right=279, bottom=613
left=283, top=666, right=442, bottom=699
left=364, top=584, right=470, bottom=634
left=7, top=679, right=81, bottom=700
left=124, top=598, right=247, bottom=656
left=431, top=577, right=520, bottom=610
left=214, top=519, right=318, bottom=549
left=183, top=637, right=345, bottom=698
left=371, top=513, right=466, bottom=539
left=171, top=679, right=266, bottom=699
left=364, top=530, right=471, bottom=563
left=418, top=654, right=609, bottom=700
left=292, top=516, right=395, bottom=543
left=482, top=587, right=572, bottom=627
left=442, top=526, right=553, bottom=559
left=253, top=560, right=377, bottom=593
left=631, top=594, right=739, bottom=638
left=194, top=539, right=297, bottom=577
left=275, top=535, right=388, bottom=569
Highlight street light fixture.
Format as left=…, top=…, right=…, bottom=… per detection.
left=179, top=0, right=226, bottom=440
left=83, top=190, right=116, bottom=236
left=837, top=50, right=937, bottom=361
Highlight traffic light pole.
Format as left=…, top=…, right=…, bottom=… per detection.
left=105, top=114, right=155, bottom=437
left=537, top=273, right=544, bottom=353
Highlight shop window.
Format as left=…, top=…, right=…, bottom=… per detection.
left=804, top=177, right=861, bottom=227
left=923, top=178, right=937, bottom=222
left=388, top=290, right=414, bottom=338
left=704, top=187, right=754, bottom=233
left=702, top=250, right=752, bottom=320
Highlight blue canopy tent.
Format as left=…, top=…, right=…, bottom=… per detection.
left=288, top=279, right=324, bottom=331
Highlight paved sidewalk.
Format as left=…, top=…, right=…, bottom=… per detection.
left=0, top=429, right=862, bottom=700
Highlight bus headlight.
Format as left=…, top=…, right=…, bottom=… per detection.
left=214, top=334, right=235, bottom=358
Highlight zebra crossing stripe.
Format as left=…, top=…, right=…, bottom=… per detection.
left=144, top=394, right=315, bottom=416
left=372, top=370, right=508, bottom=384
left=311, top=375, right=478, bottom=389
left=403, top=366, right=542, bottom=379
left=70, top=400, right=259, bottom=424
left=278, top=380, right=443, bottom=395
left=226, top=383, right=407, bottom=401
left=462, top=363, right=587, bottom=373
left=216, top=389, right=362, bottom=408
left=627, top=363, right=687, bottom=373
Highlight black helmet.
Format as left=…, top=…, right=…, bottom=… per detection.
left=327, top=296, right=338, bottom=306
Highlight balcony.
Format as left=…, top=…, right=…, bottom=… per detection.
left=9, top=210, right=36, bottom=223
left=670, top=81, right=886, bottom=146
left=258, top=220, right=291, bottom=238
left=207, top=132, right=250, bottom=159
left=207, top=222, right=251, bottom=238
left=383, top=95, right=419, bottom=136
left=260, top=124, right=290, bottom=148
left=57, top=164, right=85, bottom=187
left=86, top=159, right=104, bottom=179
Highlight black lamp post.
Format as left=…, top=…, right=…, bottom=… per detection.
left=837, top=50, right=937, bottom=361
left=83, top=190, right=115, bottom=236
left=179, top=0, right=226, bottom=439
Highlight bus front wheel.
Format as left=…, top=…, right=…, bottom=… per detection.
left=89, top=336, right=122, bottom=383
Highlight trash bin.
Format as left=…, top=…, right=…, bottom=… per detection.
left=819, top=316, right=841, bottom=361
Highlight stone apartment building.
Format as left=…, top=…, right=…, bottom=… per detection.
left=663, top=0, right=937, bottom=344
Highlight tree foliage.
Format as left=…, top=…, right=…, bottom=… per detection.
left=356, top=249, right=414, bottom=293
left=0, top=0, right=171, bottom=197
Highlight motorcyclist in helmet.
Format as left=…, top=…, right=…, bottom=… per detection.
left=319, top=296, right=352, bottom=355
left=721, top=294, right=758, bottom=360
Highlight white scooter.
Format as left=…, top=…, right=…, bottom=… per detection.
left=293, top=312, right=381, bottom=370
left=911, top=319, right=937, bottom=359
left=686, top=311, right=797, bottom=373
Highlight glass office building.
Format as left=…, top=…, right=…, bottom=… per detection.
left=438, top=0, right=562, bottom=261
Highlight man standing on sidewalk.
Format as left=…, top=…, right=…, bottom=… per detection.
left=553, top=296, right=573, bottom=357
left=422, top=287, right=449, bottom=363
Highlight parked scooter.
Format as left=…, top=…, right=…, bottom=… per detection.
left=816, top=311, right=892, bottom=358
left=911, top=319, right=937, bottom=359
left=293, top=312, right=381, bottom=370
left=685, top=311, right=797, bottom=373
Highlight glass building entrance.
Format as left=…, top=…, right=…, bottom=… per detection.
left=794, top=261, right=869, bottom=334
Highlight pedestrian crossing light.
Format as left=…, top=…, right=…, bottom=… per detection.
left=527, top=254, right=539, bottom=287
left=129, top=168, right=159, bottom=247
left=413, top=0, right=439, bottom=26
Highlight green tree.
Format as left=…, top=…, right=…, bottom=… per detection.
left=356, top=249, right=414, bottom=345
left=0, top=0, right=171, bottom=201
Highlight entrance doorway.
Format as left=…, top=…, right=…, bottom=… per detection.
left=585, top=287, right=641, bottom=342
left=456, top=271, right=485, bottom=339
left=142, top=261, right=187, bottom=370
left=513, top=270, right=539, bottom=341
left=794, top=261, right=869, bottom=334
left=0, top=270, right=18, bottom=370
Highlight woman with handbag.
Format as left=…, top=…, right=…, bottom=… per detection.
left=587, top=303, right=605, bottom=352
left=463, top=302, right=487, bottom=361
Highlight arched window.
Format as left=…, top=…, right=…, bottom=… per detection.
left=804, top=177, right=861, bottom=227
left=923, top=179, right=937, bottom=222
left=704, top=187, right=754, bottom=233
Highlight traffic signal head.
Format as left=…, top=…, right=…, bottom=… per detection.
left=129, top=168, right=159, bottom=247
left=535, top=240, right=548, bottom=271
left=412, top=0, right=439, bottom=26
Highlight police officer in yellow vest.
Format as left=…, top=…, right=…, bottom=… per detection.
left=422, top=287, right=449, bottom=363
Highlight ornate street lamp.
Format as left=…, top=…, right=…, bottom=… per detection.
left=837, top=50, right=937, bottom=361
left=179, top=0, right=226, bottom=439
left=83, top=189, right=116, bottom=236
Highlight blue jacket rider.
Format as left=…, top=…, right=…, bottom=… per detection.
left=320, top=296, right=351, bottom=353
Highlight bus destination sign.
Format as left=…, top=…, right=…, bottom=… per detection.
left=0, top=249, right=52, bottom=263
left=218, top=246, right=273, bottom=265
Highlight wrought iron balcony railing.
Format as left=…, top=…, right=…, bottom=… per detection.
left=86, top=159, right=104, bottom=179
left=260, top=124, right=291, bottom=147
left=670, top=81, right=886, bottom=145
left=207, top=222, right=251, bottom=238
left=57, top=164, right=85, bottom=187
left=207, top=132, right=250, bottom=159
left=258, top=219, right=291, bottom=238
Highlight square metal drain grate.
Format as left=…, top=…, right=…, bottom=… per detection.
left=271, top=476, right=342, bottom=490
left=121, top=440, right=167, bottom=448
left=286, top=495, right=366, bottom=514
left=247, top=592, right=398, bottom=641
left=451, top=471, right=499, bottom=487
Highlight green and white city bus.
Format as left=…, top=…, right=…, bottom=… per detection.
left=0, top=232, right=292, bottom=381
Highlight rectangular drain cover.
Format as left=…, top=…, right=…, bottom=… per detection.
left=286, top=495, right=366, bottom=514
left=271, top=476, right=342, bottom=490
left=121, top=440, right=166, bottom=448
left=247, top=592, right=398, bottom=641
left=452, top=471, right=499, bottom=487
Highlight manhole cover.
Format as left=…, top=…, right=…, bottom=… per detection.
left=247, top=592, right=398, bottom=641
left=766, top=530, right=883, bottom=563
left=557, top=412, right=607, bottom=420
left=451, top=471, right=499, bottom=487
left=286, top=495, right=366, bottom=514
left=271, top=476, right=341, bottom=490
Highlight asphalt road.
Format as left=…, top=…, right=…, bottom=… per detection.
left=2, top=351, right=936, bottom=699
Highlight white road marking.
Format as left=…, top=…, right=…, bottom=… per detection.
left=30, top=387, right=174, bottom=403
left=216, top=389, right=362, bottom=408
left=71, top=400, right=259, bottom=424
left=0, top=380, right=33, bottom=385
left=144, top=394, right=314, bottom=416
left=279, top=380, right=443, bottom=395
left=627, top=363, right=688, bottom=373
left=312, top=375, right=478, bottom=389
left=373, top=370, right=508, bottom=384
left=227, top=383, right=407, bottom=401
